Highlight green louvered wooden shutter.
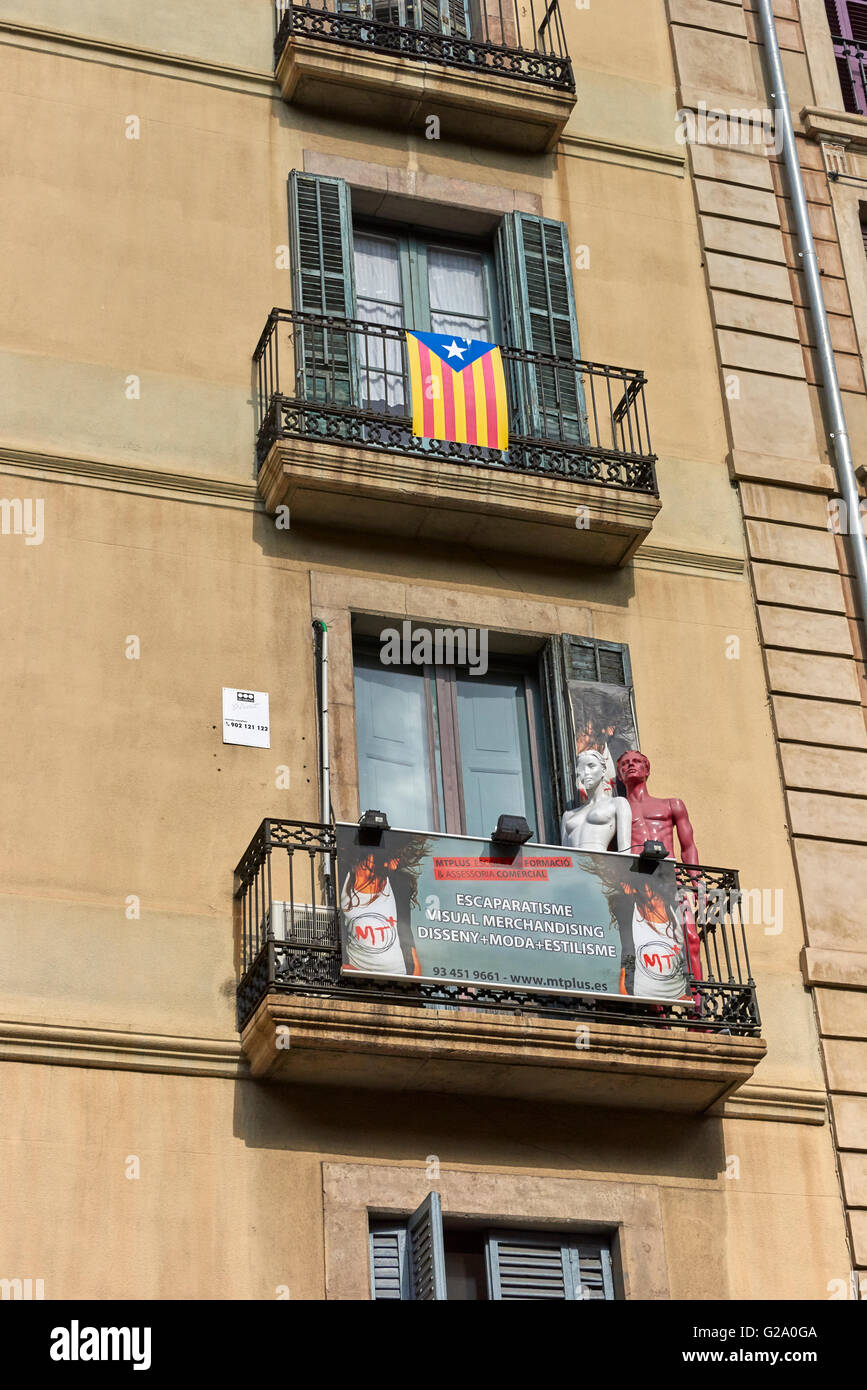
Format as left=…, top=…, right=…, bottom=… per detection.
left=288, top=171, right=357, bottom=409
left=289, top=171, right=355, bottom=318
left=543, top=635, right=638, bottom=820
left=495, top=214, right=530, bottom=439
left=485, top=1231, right=615, bottom=1300
left=408, top=0, right=468, bottom=33
left=542, top=636, right=576, bottom=824
left=564, top=635, right=632, bottom=688
left=574, top=1241, right=616, bottom=1299
left=516, top=214, right=580, bottom=362
left=407, top=1192, right=447, bottom=1300
left=418, top=0, right=443, bottom=30
left=496, top=213, right=586, bottom=444
left=494, top=214, right=520, bottom=348
left=445, top=0, right=470, bottom=36
left=369, top=1225, right=409, bottom=1299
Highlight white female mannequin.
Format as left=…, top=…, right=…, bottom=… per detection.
left=560, top=749, right=633, bottom=853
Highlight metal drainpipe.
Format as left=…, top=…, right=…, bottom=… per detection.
left=312, top=619, right=332, bottom=882
left=756, top=0, right=867, bottom=625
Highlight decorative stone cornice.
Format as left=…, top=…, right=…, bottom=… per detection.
left=0, top=445, right=261, bottom=510
left=0, top=1013, right=822, bottom=1124
left=0, top=18, right=276, bottom=95
left=0, top=1019, right=245, bottom=1078
left=634, top=544, right=745, bottom=578
left=560, top=133, right=686, bottom=177
left=716, top=1082, right=828, bottom=1126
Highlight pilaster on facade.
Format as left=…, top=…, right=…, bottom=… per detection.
left=667, top=0, right=867, bottom=1283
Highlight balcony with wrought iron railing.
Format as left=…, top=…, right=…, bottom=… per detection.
left=234, top=819, right=766, bottom=1112
left=253, top=309, right=660, bottom=565
left=273, top=0, right=577, bottom=151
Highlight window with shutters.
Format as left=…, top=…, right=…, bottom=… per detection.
left=253, top=173, right=659, bottom=549
left=825, top=0, right=867, bottom=114
left=283, top=171, right=593, bottom=451
left=369, top=1197, right=617, bottom=1300
left=353, top=625, right=636, bottom=843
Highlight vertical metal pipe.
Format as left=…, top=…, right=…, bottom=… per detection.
left=313, top=619, right=332, bottom=883
left=266, top=844, right=274, bottom=963
left=241, top=880, right=248, bottom=974
left=273, top=312, right=279, bottom=407
left=288, top=848, right=296, bottom=934
left=587, top=370, right=599, bottom=448
left=640, top=378, right=651, bottom=458
left=756, top=0, right=867, bottom=627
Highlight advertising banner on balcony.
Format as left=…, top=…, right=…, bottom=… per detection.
left=336, top=824, right=693, bottom=1005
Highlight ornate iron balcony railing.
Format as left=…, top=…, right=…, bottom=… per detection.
left=275, top=0, right=574, bottom=92
left=234, top=819, right=761, bottom=1035
left=830, top=34, right=867, bottom=116
left=253, top=309, right=658, bottom=494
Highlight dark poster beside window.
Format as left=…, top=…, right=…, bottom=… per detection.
left=566, top=680, right=639, bottom=801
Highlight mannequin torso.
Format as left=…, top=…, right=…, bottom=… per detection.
left=561, top=749, right=632, bottom=853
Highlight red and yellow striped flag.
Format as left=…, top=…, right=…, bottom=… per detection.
left=405, top=331, right=508, bottom=450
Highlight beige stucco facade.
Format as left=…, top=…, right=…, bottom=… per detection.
left=0, top=0, right=862, bottom=1300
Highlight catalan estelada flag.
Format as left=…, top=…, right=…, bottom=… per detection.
left=405, top=331, right=508, bottom=450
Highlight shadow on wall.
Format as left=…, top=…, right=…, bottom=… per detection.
left=231, top=1077, right=727, bottom=1182
left=249, top=506, right=640, bottom=610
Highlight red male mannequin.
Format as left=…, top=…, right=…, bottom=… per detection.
left=615, top=750, right=702, bottom=983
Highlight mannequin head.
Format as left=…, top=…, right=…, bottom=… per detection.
left=577, top=748, right=608, bottom=799
left=616, top=750, right=650, bottom=790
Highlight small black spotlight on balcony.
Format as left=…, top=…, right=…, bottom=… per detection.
left=358, top=808, right=390, bottom=843
left=639, top=839, right=668, bottom=864
left=490, top=814, right=533, bottom=846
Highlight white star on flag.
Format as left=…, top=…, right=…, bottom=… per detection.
left=445, top=339, right=466, bottom=360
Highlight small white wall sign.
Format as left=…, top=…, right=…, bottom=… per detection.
left=222, top=688, right=270, bottom=748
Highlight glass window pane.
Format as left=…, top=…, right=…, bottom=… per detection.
left=428, top=247, right=490, bottom=340
left=455, top=672, right=539, bottom=840
left=354, top=654, right=437, bottom=832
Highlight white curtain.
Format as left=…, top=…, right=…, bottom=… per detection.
left=429, top=248, right=490, bottom=340
left=354, top=234, right=406, bottom=412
